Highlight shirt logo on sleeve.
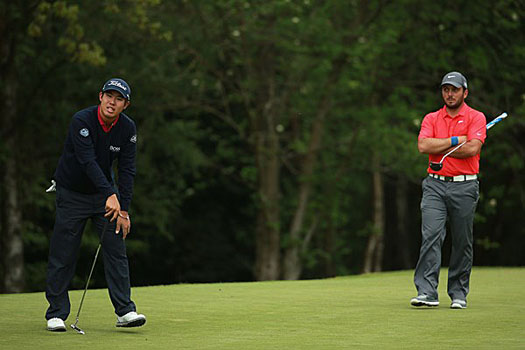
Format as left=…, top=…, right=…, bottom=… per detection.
left=80, top=128, right=89, bottom=137
left=130, top=135, right=137, bottom=143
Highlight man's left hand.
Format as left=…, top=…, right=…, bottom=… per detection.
left=116, top=210, right=131, bottom=239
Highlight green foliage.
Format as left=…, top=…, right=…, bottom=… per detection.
left=1, top=0, right=525, bottom=290
left=27, top=1, right=106, bottom=66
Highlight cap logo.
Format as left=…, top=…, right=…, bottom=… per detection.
left=80, top=128, right=89, bottom=137
left=107, top=80, right=128, bottom=91
left=130, top=134, right=137, bottom=143
left=447, top=75, right=456, bottom=78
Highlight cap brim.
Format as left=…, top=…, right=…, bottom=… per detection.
left=441, top=81, right=462, bottom=88
left=102, top=88, right=129, bottom=100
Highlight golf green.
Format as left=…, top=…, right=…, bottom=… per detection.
left=1, top=267, right=523, bottom=349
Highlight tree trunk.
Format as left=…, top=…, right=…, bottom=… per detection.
left=324, top=225, right=336, bottom=278
left=281, top=56, right=346, bottom=280
left=396, top=176, right=412, bottom=269
left=253, top=85, right=281, bottom=280
left=1, top=153, right=24, bottom=293
left=322, top=129, right=360, bottom=277
left=282, top=106, right=327, bottom=280
left=254, top=139, right=280, bottom=280
left=363, top=153, right=384, bottom=273
left=0, top=36, right=25, bottom=292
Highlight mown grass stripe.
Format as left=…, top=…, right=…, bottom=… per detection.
left=0, top=267, right=523, bottom=349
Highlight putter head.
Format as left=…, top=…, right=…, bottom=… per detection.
left=429, top=162, right=443, bottom=171
left=71, top=324, right=85, bottom=335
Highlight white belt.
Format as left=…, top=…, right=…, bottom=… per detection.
left=429, top=174, right=477, bottom=182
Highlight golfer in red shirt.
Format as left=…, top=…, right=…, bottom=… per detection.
left=411, top=72, right=486, bottom=309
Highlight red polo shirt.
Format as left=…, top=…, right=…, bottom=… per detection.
left=97, top=105, right=119, bottom=133
left=418, top=103, right=486, bottom=176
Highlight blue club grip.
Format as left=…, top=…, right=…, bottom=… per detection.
left=486, top=112, right=508, bottom=130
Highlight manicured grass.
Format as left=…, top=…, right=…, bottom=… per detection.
left=1, top=267, right=524, bottom=349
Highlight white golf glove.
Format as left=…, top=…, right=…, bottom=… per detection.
left=45, top=179, right=56, bottom=193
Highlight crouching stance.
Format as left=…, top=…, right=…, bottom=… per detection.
left=45, top=78, right=146, bottom=331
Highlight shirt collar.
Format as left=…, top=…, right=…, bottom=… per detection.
left=441, top=102, right=470, bottom=119
left=97, top=105, right=119, bottom=133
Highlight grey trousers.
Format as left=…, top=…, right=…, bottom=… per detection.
left=45, top=186, right=136, bottom=320
left=414, top=176, right=479, bottom=301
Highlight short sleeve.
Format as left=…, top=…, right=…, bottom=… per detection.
left=468, top=112, right=487, bottom=143
left=418, top=113, right=435, bottom=140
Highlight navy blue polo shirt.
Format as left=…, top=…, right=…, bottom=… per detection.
left=54, top=105, right=137, bottom=211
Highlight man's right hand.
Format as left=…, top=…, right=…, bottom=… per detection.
left=105, top=194, right=121, bottom=222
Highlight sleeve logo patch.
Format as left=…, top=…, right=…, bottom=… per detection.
left=130, top=135, right=137, bottom=143
left=80, top=128, right=89, bottom=137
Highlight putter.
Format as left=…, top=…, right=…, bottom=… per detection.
left=71, top=219, right=110, bottom=335
left=429, top=141, right=467, bottom=171
left=429, top=112, right=508, bottom=171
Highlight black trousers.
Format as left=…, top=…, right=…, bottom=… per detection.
left=45, top=186, right=136, bottom=320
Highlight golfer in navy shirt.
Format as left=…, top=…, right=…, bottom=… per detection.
left=45, top=78, right=146, bottom=331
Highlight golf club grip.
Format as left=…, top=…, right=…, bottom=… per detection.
left=486, top=112, right=508, bottom=130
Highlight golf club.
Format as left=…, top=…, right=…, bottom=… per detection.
left=429, top=112, right=508, bottom=171
left=71, top=219, right=110, bottom=335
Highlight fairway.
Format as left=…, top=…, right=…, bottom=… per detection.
left=1, top=268, right=523, bottom=349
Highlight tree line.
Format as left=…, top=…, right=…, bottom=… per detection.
left=1, top=0, right=524, bottom=293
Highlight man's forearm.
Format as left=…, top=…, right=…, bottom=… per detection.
left=418, top=138, right=455, bottom=154
left=447, top=139, right=483, bottom=159
left=418, top=136, right=468, bottom=155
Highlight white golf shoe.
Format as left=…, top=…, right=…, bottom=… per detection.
left=410, top=295, right=439, bottom=307
left=450, top=299, right=467, bottom=309
left=116, top=311, right=146, bottom=327
left=47, top=317, right=66, bottom=332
